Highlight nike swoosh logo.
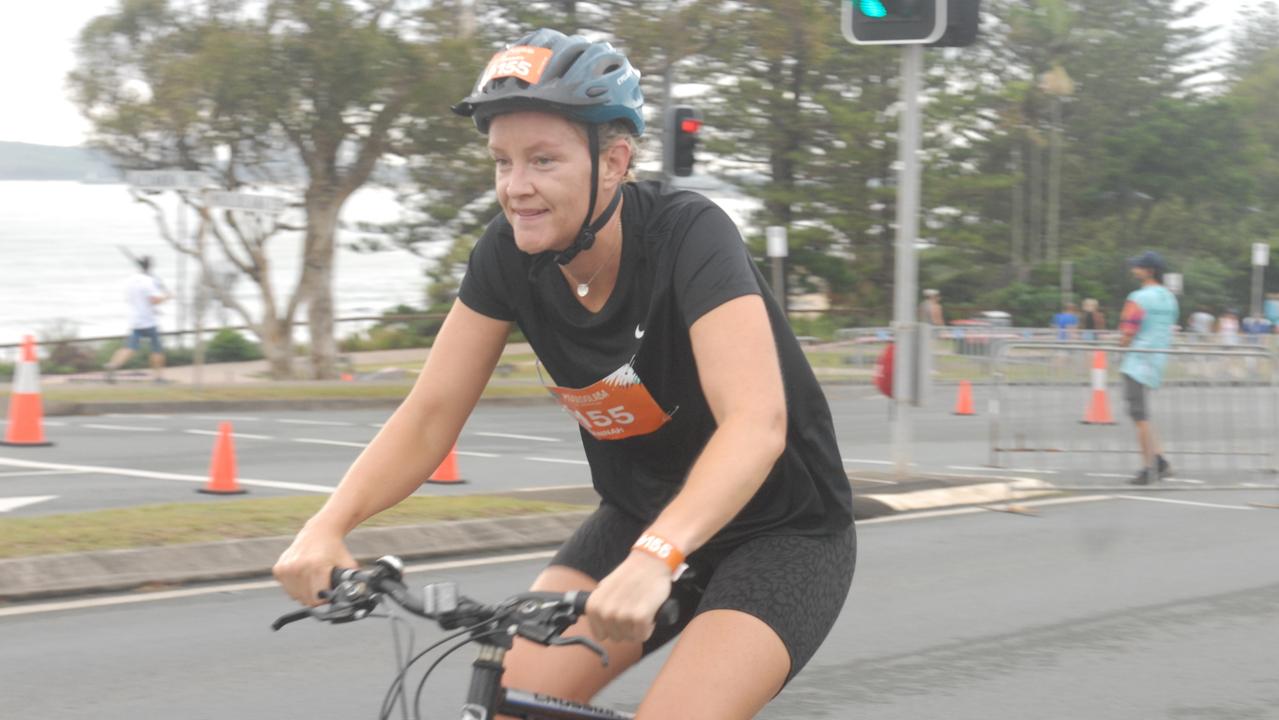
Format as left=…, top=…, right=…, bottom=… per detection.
left=635, top=324, right=645, bottom=339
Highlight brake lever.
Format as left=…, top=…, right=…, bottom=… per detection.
left=271, top=608, right=314, bottom=631
left=548, top=634, right=610, bottom=667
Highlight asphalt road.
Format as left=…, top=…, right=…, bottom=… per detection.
left=2, top=383, right=1275, bottom=517
left=2, top=491, right=1277, bottom=719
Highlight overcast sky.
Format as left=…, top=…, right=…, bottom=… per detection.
left=0, top=1, right=1251, bottom=147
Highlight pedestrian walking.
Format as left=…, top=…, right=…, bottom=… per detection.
left=104, top=255, right=170, bottom=383
left=1119, top=251, right=1179, bottom=485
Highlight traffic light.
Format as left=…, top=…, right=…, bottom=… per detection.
left=843, top=0, right=946, bottom=45
left=663, top=105, right=701, bottom=178
left=841, top=0, right=980, bottom=47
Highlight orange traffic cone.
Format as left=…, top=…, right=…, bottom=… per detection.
left=1081, top=350, right=1116, bottom=425
left=953, top=380, right=976, bottom=416
left=198, top=422, right=247, bottom=494
left=1, top=335, right=52, bottom=447
left=426, top=443, right=466, bottom=485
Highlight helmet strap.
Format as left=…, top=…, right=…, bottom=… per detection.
left=555, top=124, right=621, bottom=267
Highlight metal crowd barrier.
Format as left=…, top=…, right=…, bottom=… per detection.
left=988, top=342, right=1279, bottom=488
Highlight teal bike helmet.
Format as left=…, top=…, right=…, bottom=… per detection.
left=453, top=29, right=645, bottom=266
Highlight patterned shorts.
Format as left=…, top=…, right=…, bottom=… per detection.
left=551, top=504, right=856, bottom=684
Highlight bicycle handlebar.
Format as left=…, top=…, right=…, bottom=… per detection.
left=271, top=555, right=680, bottom=645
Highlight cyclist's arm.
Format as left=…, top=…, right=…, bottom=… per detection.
left=274, top=300, right=509, bottom=604
left=306, top=299, right=510, bottom=535
left=647, top=293, right=787, bottom=555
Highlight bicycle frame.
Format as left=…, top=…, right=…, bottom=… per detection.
left=460, top=632, right=633, bottom=719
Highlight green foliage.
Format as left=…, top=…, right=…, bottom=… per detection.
left=204, top=329, right=264, bottom=363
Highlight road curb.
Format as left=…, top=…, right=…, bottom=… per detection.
left=0, top=511, right=592, bottom=602
left=0, top=476, right=1058, bottom=603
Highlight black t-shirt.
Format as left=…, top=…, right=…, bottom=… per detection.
left=459, top=180, right=852, bottom=548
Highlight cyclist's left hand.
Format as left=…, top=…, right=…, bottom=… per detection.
left=584, top=552, right=672, bottom=644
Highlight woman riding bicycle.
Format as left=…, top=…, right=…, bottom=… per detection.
left=274, top=28, right=855, bottom=719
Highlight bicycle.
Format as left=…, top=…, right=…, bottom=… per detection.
left=272, top=555, right=680, bottom=720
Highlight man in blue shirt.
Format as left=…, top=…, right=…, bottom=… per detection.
left=1118, top=251, right=1179, bottom=485
left=1052, top=302, right=1079, bottom=340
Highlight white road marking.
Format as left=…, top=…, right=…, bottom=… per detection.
left=456, top=451, right=501, bottom=458
left=0, top=495, right=57, bottom=512
left=849, top=476, right=899, bottom=485
left=184, top=429, right=275, bottom=441
left=0, top=551, right=561, bottom=619
left=948, top=465, right=1058, bottom=475
left=294, top=438, right=365, bottom=448
left=105, top=413, right=170, bottom=420
left=1165, top=477, right=1206, bottom=485
left=842, top=458, right=897, bottom=466
left=193, top=415, right=263, bottom=422
left=1086, top=473, right=1133, bottom=479
left=42, top=421, right=68, bottom=427
left=862, top=494, right=1113, bottom=524
left=0, top=469, right=87, bottom=479
left=1114, top=495, right=1257, bottom=511
left=0, top=457, right=335, bottom=494
left=277, top=419, right=354, bottom=427
left=525, top=457, right=589, bottom=466
left=474, top=432, right=561, bottom=443
left=504, top=484, right=594, bottom=493
left=82, top=424, right=164, bottom=432
left=368, top=423, right=385, bottom=428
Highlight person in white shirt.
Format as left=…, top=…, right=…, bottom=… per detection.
left=104, top=256, right=171, bottom=382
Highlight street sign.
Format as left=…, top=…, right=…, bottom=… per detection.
left=126, top=170, right=209, bottom=190
left=766, top=226, right=789, bottom=258
left=203, top=190, right=286, bottom=215
left=1252, top=242, right=1270, bottom=268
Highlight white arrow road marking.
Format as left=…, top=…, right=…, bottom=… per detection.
left=0, top=457, right=334, bottom=494
left=474, top=432, right=561, bottom=443
left=0, top=495, right=57, bottom=512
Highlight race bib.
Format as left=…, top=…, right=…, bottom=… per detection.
left=545, top=364, right=673, bottom=441
left=478, top=46, right=554, bottom=88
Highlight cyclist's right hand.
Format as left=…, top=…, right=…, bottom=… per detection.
left=272, top=526, right=357, bottom=607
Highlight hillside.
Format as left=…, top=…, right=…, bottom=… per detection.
left=0, top=141, right=122, bottom=181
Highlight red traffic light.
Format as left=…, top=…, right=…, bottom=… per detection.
left=680, top=118, right=703, bottom=134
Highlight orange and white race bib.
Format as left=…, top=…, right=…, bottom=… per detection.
left=478, top=46, right=554, bottom=88
left=545, top=364, right=673, bottom=441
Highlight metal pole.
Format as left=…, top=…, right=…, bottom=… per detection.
left=766, top=225, right=788, bottom=315
left=891, top=44, right=923, bottom=479
left=1062, top=260, right=1073, bottom=309
left=176, top=194, right=187, bottom=349
left=1252, top=264, right=1264, bottom=320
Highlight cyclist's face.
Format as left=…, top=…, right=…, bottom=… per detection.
left=489, top=112, right=593, bottom=255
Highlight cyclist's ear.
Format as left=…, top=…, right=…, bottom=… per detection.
left=600, top=137, right=632, bottom=186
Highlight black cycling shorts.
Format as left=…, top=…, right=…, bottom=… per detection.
left=550, top=503, right=856, bottom=685
left=1124, top=374, right=1151, bottom=421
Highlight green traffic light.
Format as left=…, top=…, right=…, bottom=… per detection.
left=859, top=0, right=888, bottom=18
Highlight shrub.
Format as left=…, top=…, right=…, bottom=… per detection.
left=204, top=329, right=264, bottom=363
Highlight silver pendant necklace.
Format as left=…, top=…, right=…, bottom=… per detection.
left=566, top=240, right=618, bottom=297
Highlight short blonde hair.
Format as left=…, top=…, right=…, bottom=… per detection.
left=573, top=119, right=641, bottom=182
left=1082, top=298, right=1099, bottom=312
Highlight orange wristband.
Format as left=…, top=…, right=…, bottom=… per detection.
left=632, top=533, right=687, bottom=577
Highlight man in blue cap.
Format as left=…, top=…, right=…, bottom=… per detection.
left=1118, top=250, right=1179, bottom=484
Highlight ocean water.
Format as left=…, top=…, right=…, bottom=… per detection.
left=0, top=181, right=432, bottom=346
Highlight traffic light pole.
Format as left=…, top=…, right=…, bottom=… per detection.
left=891, top=44, right=924, bottom=479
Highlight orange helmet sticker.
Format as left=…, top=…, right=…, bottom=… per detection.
left=478, top=46, right=555, bottom=88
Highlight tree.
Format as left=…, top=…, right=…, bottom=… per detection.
left=68, top=0, right=433, bottom=378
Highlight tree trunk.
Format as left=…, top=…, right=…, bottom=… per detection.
left=1011, top=141, right=1026, bottom=282
left=1046, top=96, right=1063, bottom=265
left=260, top=318, right=295, bottom=379
left=304, top=199, right=341, bottom=380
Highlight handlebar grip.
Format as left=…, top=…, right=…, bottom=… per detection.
left=571, top=592, right=681, bottom=627
left=656, top=598, right=680, bottom=627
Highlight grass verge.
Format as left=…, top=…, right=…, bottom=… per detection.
left=0, top=495, right=585, bottom=559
